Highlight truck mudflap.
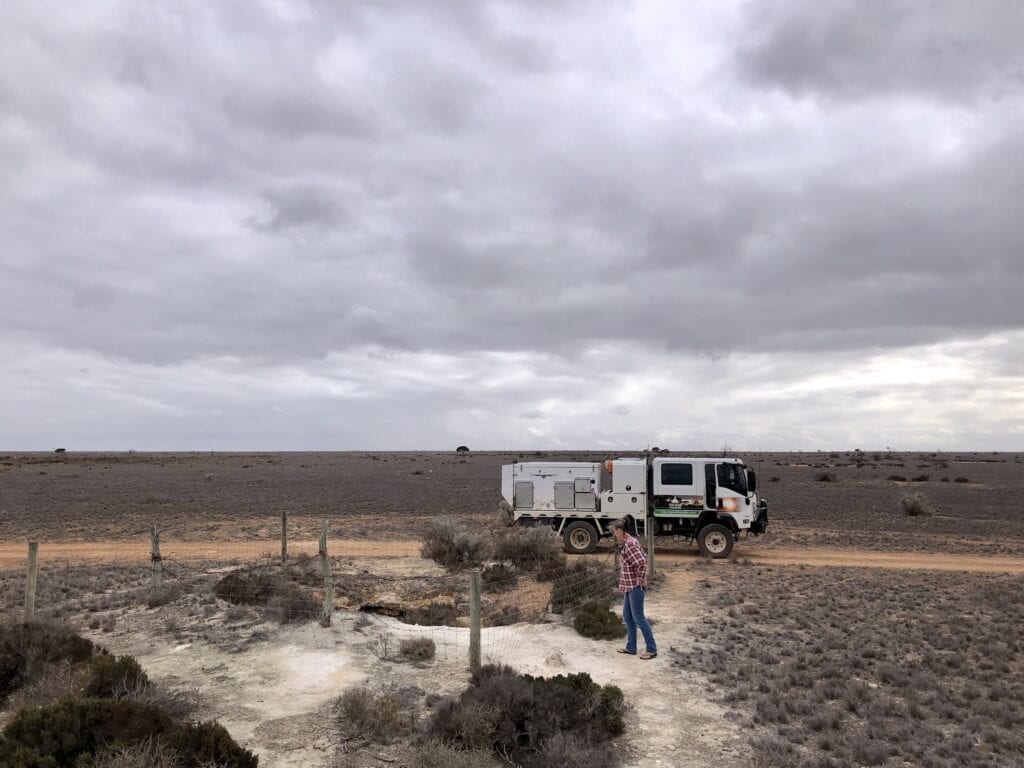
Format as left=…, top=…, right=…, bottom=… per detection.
left=749, top=500, right=769, bottom=535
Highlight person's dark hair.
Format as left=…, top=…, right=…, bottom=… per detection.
left=609, top=518, right=628, bottom=532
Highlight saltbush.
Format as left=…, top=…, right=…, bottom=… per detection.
left=900, top=492, right=935, bottom=517
left=491, top=529, right=565, bottom=573
left=404, top=602, right=460, bottom=627
left=0, top=622, right=94, bottom=703
left=430, top=665, right=624, bottom=766
left=0, top=699, right=257, bottom=768
left=213, top=569, right=318, bottom=623
left=420, top=518, right=488, bottom=569
left=335, top=686, right=407, bottom=741
left=573, top=601, right=625, bottom=641
left=481, top=562, right=518, bottom=592
left=85, top=654, right=149, bottom=698
left=399, top=637, right=436, bottom=661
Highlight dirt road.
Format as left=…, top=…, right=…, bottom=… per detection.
left=5, top=539, right=1024, bottom=573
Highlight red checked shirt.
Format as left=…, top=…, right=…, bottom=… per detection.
left=617, top=534, right=648, bottom=592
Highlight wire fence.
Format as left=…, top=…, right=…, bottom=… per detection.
left=1, top=518, right=624, bottom=671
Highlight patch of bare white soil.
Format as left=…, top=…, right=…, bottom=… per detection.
left=95, top=560, right=746, bottom=768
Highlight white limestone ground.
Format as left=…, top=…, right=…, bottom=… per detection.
left=98, top=560, right=751, bottom=768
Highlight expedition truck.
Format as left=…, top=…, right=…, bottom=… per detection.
left=500, top=456, right=768, bottom=558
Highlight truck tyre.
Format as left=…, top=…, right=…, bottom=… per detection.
left=697, top=523, right=733, bottom=559
left=563, top=521, right=599, bottom=555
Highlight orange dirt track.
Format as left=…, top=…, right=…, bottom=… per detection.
left=4, top=540, right=1024, bottom=574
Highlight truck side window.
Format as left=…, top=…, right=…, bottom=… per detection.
left=716, top=464, right=747, bottom=495
left=660, top=463, right=693, bottom=485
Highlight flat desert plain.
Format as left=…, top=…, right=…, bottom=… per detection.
left=2, top=450, right=1024, bottom=768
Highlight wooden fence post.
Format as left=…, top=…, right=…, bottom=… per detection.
left=469, top=570, right=481, bottom=673
left=319, top=522, right=333, bottom=627
left=24, top=542, right=39, bottom=621
left=280, top=510, right=288, bottom=565
left=151, top=526, right=162, bottom=589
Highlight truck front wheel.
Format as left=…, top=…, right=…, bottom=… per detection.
left=697, top=523, right=733, bottom=559
left=563, top=521, right=599, bottom=555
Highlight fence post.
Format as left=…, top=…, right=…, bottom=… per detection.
left=646, top=516, right=656, bottom=579
left=469, top=570, right=481, bottom=674
left=319, top=522, right=333, bottom=627
left=24, top=542, right=39, bottom=621
left=280, top=510, right=288, bottom=565
left=151, top=526, right=162, bottom=589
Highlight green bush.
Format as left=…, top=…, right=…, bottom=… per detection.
left=171, top=720, right=258, bottom=768
left=491, top=529, right=565, bottom=573
left=0, top=699, right=176, bottom=767
left=420, top=517, right=488, bottom=569
left=573, top=601, right=625, bottom=641
left=0, top=699, right=256, bottom=768
left=85, top=654, right=149, bottom=698
left=0, top=622, right=94, bottom=704
left=430, top=665, right=624, bottom=766
left=213, top=569, right=318, bottom=623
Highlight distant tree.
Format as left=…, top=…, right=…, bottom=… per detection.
left=455, top=445, right=470, bottom=454
left=54, top=447, right=66, bottom=453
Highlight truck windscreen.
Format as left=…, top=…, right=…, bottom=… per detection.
left=717, top=463, right=747, bottom=495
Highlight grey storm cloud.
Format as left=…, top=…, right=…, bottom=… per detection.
left=737, top=0, right=1024, bottom=102
left=1, top=0, right=1023, bottom=449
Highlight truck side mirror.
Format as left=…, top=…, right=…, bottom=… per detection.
left=747, top=470, right=757, bottom=493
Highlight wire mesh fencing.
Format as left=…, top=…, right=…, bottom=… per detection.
left=2, top=521, right=626, bottom=671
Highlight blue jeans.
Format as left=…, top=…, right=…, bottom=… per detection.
left=623, top=586, right=656, bottom=655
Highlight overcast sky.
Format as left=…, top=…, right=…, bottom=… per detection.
left=2, top=0, right=1022, bottom=451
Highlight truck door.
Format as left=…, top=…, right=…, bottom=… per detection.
left=704, top=463, right=716, bottom=509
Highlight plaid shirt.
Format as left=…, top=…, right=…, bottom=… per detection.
left=617, top=534, right=647, bottom=592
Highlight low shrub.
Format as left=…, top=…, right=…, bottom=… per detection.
left=573, top=601, right=625, bottom=641
left=0, top=622, right=94, bottom=704
left=954, top=476, right=970, bottom=483
left=429, top=665, right=625, bottom=766
left=146, top=583, right=183, bottom=609
left=405, top=602, right=460, bottom=627
left=6, top=662, right=82, bottom=713
left=547, top=562, right=617, bottom=613
left=85, top=654, right=149, bottom=698
left=400, top=637, right=436, bottom=662
left=815, top=472, right=836, bottom=482
left=415, top=740, right=498, bottom=768
left=481, top=562, right=518, bottom=593
left=266, top=587, right=320, bottom=623
left=172, top=720, right=258, bottom=768
left=911, top=474, right=930, bottom=482
left=491, top=529, right=565, bottom=573
left=485, top=605, right=522, bottom=627
left=421, top=518, right=488, bottom=570
left=335, top=686, right=410, bottom=742
left=887, top=475, right=907, bottom=482
left=92, top=738, right=180, bottom=768
left=900, top=492, right=935, bottom=517
left=213, top=568, right=317, bottom=623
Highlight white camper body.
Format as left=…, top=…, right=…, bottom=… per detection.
left=500, top=456, right=768, bottom=558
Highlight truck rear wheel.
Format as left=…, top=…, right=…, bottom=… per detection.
left=563, top=521, right=599, bottom=555
left=697, top=523, right=733, bottom=559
